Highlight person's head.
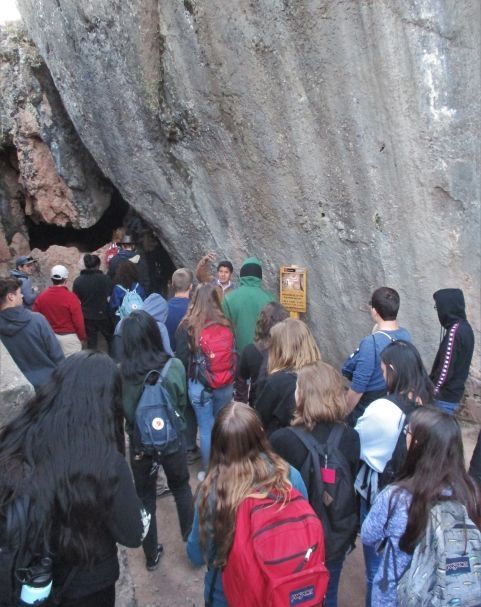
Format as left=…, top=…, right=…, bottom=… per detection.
left=172, top=268, right=194, bottom=295
left=268, top=318, right=321, bottom=374
left=121, top=310, right=168, bottom=381
left=15, top=255, right=36, bottom=275
left=381, top=340, right=433, bottom=405
left=217, top=260, right=233, bottom=285
left=117, top=234, right=136, bottom=251
left=254, top=302, right=289, bottom=349
left=0, top=351, right=124, bottom=563
left=184, top=283, right=231, bottom=348
left=114, top=260, right=138, bottom=289
left=50, top=265, right=69, bottom=286
left=370, top=287, right=400, bottom=321
left=396, top=407, right=481, bottom=553
left=198, top=402, right=291, bottom=567
left=83, top=253, right=101, bottom=270
left=292, top=362, right=347, bottom=429
left=433, top=288, right=467, bottom=328
left=0, top=278, right=23, bottom=310
left=240, top=256, right=262, bottom=281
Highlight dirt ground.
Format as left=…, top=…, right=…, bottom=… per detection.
left=116, top=421, right=480, bottom=607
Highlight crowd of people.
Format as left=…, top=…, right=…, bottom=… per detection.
left=0, top=239, right=479, bottom=607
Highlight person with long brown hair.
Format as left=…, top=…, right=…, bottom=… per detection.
left=255, top=318, right=321, bottom=435
left=177, top=283, right=236, bottom=476
left=186, top=402, right=308, bottom=606
left=361, top=407, right=481, bottom=606
left=109, top=260, right=145, bottom=318
left=270, top=362, right=360, bottom=607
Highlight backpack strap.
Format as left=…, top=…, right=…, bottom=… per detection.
left=288, top=426, right=322, bottom=455
left=326, top=424, right=345, bottom=450
left=117, top=285, right=128, bottom=294
left=143, top=359, right=173, bottom=387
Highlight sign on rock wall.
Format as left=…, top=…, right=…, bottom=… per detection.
left=280, top=265, right=307, bottom=316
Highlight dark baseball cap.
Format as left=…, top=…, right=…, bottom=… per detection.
left=16, top=255, right=37, bottom=267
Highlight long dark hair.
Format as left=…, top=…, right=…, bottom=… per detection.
left=121, top=310, right=168, bottom=382
left=396, top=407, right=481, bottom=553
left=381, top=340, right=433, bottom=405
left=254, top=302, right=289, bottom=349
left=0, top=352, right=125, bottom=564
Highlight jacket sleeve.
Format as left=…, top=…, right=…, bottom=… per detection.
left=174, top=324, right=191, bottom=372
left=107, top=457, right=147, bottom=547
left=360, top=486, right=394, bottom=547
left=222, top=295, right=233, bottom=322
left=255, top=380, right=277, bottom=428
left=350, top=336, right=376, bottom=394
left=39, top=316, right=64, bottom=364
left=166, top=358, right=188, bottom=424
left=430, top=323, right=461, bottom=396
left=239, top=345, right=251, bottom=380
left=21, top=278, right=37, bottom=307
left=110, top=285, right=123, bottom=312
left=196, top=257, right=214, bottom=284
left=469, top=430, right=481, bottom=487
left=70, top=293, right=87, bottom=341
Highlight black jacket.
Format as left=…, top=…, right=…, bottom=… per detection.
left=73, top=269, right=112, bottom=321
left=255, top=370, right=297, bottom=436
left=430, top=289, right=474, bottom=403
left=53, top=454, right=144, bottom=599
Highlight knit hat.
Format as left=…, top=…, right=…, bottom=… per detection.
left=240, top=256, right=262, bottom=279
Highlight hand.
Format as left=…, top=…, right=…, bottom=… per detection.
left=202, top=251, right=216, bottom=264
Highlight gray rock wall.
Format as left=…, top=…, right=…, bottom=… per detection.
left=15, top=0, right=481, bottom=406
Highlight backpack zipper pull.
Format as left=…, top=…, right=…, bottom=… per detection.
left=324, top=454, right=328, bottom=468
left=304, top=547, right=313, bottom=562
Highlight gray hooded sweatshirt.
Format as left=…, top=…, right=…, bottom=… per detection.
left=0, top=306, right=64, bottom=389
left=112, top=293, right=174, bottom=362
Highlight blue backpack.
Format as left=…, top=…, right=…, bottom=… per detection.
left=133, top=360, right=182, bottom=469
left=117, top=283, right=143, bottom=319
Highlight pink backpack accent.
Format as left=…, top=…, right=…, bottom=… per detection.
left=223, top=489, right=329, bottom=607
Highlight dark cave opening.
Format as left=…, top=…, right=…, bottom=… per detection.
left=26, top=188, right=176, bottom=297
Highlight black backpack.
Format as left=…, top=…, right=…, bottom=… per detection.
left=288, top=425, right=358, bottom=561
left=378, top=395, right=417, bottom=491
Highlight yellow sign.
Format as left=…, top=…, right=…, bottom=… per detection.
left=280, top=266, right=307, bottom=314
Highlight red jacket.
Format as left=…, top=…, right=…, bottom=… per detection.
left=33, top=286, right=86, bottom=341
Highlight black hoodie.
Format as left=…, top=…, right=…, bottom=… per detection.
left=430, top=289, right=474, bottom=403
left=0, top=306, right=64, bottom=389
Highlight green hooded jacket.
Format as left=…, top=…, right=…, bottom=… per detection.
left=223, top=257, right=276, bottom=353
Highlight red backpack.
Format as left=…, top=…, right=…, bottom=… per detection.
left=191, top=323, right=237, bottom=389
left=223, top=489, right=329, bottom=607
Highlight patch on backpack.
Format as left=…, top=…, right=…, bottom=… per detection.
left=289, top=585, right=315, bottom=605
left=152, top=417, right=165, bottom=431
left=446, top=556, right=471, bottom=575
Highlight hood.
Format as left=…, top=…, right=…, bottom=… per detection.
left=143, top=293, right=169, bottom=324
left=239, top=275, right=264, bottom=288
left=0, top=306, right=31, bottom=336
left=10, top=269, right=27, bottom=279
left=433, top=288, right=466, bottom=328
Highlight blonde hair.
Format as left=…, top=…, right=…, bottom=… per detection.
left=268, top=318, right=321, bottom=374
left=197, top=402, right=291, bottom=567
left=172, top=268, right=193, bottom=293
left=292, top=362, right=347, bottom=430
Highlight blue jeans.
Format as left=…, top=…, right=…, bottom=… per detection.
left=434, top=399, right=460, bottom=415
left=361, top=497, right=382, bottom=607
left=188, top=380, right=234, bottom=470
left=325, top=555, right=345, bottom=607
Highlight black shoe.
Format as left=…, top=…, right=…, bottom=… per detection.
left=146, top=544, right=164, bottom=571
left=186, top=448, right=201, bottom=465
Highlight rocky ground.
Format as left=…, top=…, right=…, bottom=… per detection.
left=115, top=422, right=480, bottom=607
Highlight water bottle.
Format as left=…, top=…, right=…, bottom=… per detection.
left=19, top=557, right=53, bottom=605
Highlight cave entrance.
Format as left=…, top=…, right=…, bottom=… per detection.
left=26, top=187, right=176, bottom=297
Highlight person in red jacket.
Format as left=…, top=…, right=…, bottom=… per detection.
left=33, top=265, right=86, bottom=356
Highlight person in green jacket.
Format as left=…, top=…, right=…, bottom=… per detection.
left=120, top=310, right=194, bottom=571
left=223, top=256, right=276, bottom=353
left=223, top=257, right=276, bottom=401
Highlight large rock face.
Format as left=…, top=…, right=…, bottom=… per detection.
left=15, top=1, right=481, bottom=404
